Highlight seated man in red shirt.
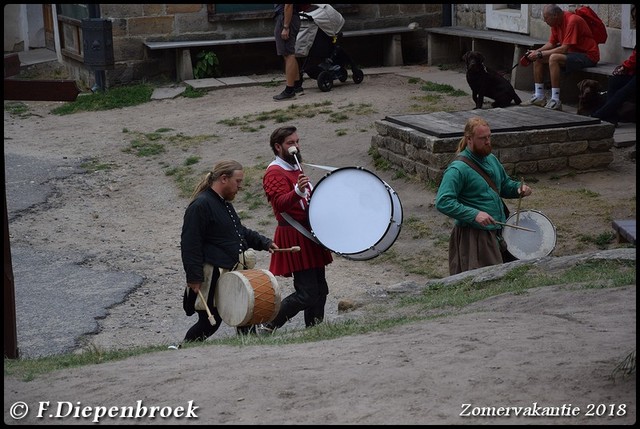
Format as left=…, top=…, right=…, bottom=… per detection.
left=525, top=4, right=600, bottom=111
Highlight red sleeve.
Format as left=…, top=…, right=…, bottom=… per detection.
left=622, top=49, right=636, bottom=74
left=263, top=166, right=305, bottom=216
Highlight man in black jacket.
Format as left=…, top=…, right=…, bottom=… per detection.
left=181, top=160, right=277, bottom=342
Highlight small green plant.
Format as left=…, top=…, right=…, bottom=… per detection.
left=184, top=156, right=200, bottom=166
left=182, top=85, right=208, bottom=98
left=369, top=146, right=391, bottom=170
left=193, top=50, right=221, bottom=79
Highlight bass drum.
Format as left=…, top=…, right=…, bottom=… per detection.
left=308, top=166, right=403, bottom=261
left=502, top=209, right=557, bottom=260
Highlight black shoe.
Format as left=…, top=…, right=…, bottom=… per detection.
left=293, top=85, right=304, bottom=94
left=273, top=89, right=296, bottom=101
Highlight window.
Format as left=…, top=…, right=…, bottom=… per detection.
left=56, top=4, right=90, bottom=61
left=486, top=4, right=529, bottom=34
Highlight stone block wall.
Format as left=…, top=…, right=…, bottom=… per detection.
left=371, top=119, right=615, bottom=184
left=88, top=4, right=439, bottom=86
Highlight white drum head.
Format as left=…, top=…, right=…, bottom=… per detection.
left=503, top=210, right=556, bottom=260
left=215, top=269, right=280, bottom=327
left=215, top=271, right=255, bottom=327
left=308, top=167, right=402, bottom=259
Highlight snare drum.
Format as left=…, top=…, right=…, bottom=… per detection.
left=215, top=269, right=281, bottom=327
left=308, top=166, right=403, bottom=261
left=502, top=209, right=556, bottom=260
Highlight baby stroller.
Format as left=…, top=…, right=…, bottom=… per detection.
left=295, top=4, right=364, bottom=92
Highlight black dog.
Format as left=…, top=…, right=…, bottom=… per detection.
left=577, top=79, right=605, bottom=116
left=463, top=51, right=522, bottom=109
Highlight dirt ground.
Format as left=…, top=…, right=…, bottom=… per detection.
left=3, top=66, right=636, bottom=424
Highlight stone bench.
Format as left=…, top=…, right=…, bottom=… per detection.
left=145, top=26, right=419, bottom=82
left=612, top=219, right=636, bottom=245
left=425, top=26, right=547, bottom=91
left=425, top=26, right=620, bottom=104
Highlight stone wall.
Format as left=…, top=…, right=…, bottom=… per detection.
left=90, top=4, right=441, bottom=87
left=371, top=119, right=616, bottom=184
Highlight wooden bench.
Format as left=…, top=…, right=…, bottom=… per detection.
left=144, top=26, right=418, bottom=81
left=425, top=26, right=547, bottom=90
left=612, top=219, right=636, bottom=245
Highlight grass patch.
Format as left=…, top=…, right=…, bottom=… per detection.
left=420, top=81, right=467, bottom=96
left=4, top=101, right=31, bottom=117
left=405, top=78, right=468, bottom=112
left=397, top=259, right=635, bottom=312
left=122, top=138, right=166, bottom=157
left=5, top=259, right=633, bottom=380
left=80, top=158, right=117, bottom=172
left=404, top=216, right=432, bottom=239
left=579, top=231, right=616, bottom=248
left=165, top=165, right=197, bottom=198
left=369, top=146, right=392, bottom=171
left=236, top=164, right=269, bottom=216
left=216, top=100, right=377, bottom=129
left=182, top=85, right=208, bottom=98
left=121, top=129, right=218, bottom=159
left=50, top=83, right=154, bottom=115
left=260, top=79, right=282, bottom=88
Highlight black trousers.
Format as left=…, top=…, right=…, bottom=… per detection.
left=184, top=307, right=223, bottom=342
left=270, top=267, right=329, bottom=329
left=183, top=268, right=223, bottom=342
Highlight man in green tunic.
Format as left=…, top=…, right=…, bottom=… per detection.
left=436, top=117, right=532, bottom=275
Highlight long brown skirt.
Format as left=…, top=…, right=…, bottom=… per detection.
left=448, top=225, right=503, bottom=275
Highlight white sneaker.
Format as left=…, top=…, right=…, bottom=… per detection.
left=528, top=94, right=547, bottom=107
left=544, top=99, right=562, bottom=111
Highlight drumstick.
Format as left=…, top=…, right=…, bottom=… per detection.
left=273, top=246, right=301, bottom=253
left=288, top=146, right=303, bottom=172
left=495, top=221, right=535, bottom=232
left=197, top=290, right=217, bottom=326
left=515, top=177, right=525, bottom=226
